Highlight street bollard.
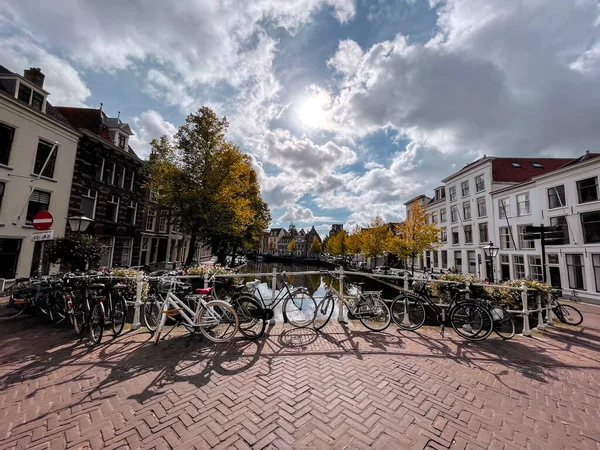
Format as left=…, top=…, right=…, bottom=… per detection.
left=338, top=266, right=345, bottom=322
left=404, top=272, right=409, bottom=292
left=131, top=271, right=144, bottom=330
left=270, top=268, right=277, bottom=325
left=536, top=292, right=545, bottom=331
left=521, top=282, right=531, bottom=337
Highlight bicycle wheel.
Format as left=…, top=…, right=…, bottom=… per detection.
left=144, top=297, right=163, bottom=332
left=283, top=291, right=316, bottom=327
left=556, top=304, right=583, bottom=325
left=490, top=306, right=516, bottom=339
left=313, top=295, right=335, bottom=330
left=89, top=302, right=105, bottom=345
left=49, top=295, right=68, bottom=324
left=111, top=295, right=127, bottom=336
left=0, top=295, right=27, bottom=320
left=359, top=297, right=391, bottom=331
left=235, top=296, right=266, bottom=340
left=450, top=302, right=493, bottom=341
left=390, top=293, right=426, bottom=331
left=197, top=300, right=239, bottom=343
left=153, top=308, right=169, bottom=345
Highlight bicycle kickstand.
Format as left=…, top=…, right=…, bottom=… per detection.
left=439, top=324, right=445, bottom=338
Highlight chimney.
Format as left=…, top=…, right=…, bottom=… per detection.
left=23, top=67, right=45, bottom=88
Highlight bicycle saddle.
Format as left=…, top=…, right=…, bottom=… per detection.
left=231, top=284, right=245, bottom=292
left=194, top=288, right=211, bottom=295
left=112, top=283, right=128, bottom=290
left=88, top=283, right=105, bottom=289
left=354, top=281, right=365, bottom=286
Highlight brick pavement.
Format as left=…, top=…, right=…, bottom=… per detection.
left=0, top=304, right=599, bottom=449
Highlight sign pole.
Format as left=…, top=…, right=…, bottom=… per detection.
left=540, top=224, right=547, bottom=283
left=38, top=241, right=45, bottom=278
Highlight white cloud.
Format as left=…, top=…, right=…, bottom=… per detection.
left=279, top=205, right=332, bottom=222
left=129, top=110, right=178, bottom=158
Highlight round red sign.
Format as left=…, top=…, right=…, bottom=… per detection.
left=32, top=211, right=54, bottom=231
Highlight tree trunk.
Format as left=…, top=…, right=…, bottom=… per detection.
left=185, top=233, right=198, bottom=267
left=411, top=253, right=415, bottom=277
left=216, top=247, right=227, bottom=265
left=230, top=245, right=238, bottom=266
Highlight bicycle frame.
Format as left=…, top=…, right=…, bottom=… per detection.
left=155, top=291, right=225, bottom=335
left=245, top=273, right=306, bottom=308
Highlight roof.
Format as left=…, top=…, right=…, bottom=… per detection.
left=403, top=194, right=431, bottom=206
left=55, top=107, right=103, bottom=134
left=491, top=157, right=574, bottom=183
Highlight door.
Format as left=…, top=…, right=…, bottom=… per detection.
left=0, top=239, right=21, bottom=279
left=501, top=264, right=510, bottom=281
left=549, top=266, right=562, bottom=289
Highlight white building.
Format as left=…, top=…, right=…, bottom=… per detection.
left=0, top=66, right=80, bottom=278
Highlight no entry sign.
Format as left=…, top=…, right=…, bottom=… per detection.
left=32, top=211, right=54, bottom=231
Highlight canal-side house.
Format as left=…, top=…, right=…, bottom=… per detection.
left=0, top=66, right=80, bottom=278
left=55, top=106, right=146, bottom=268
left=267, top=228, right=286, bottom=254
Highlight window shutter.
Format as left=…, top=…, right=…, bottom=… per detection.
left=30, top=190, right=50, bottom=204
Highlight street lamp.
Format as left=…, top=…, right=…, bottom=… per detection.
left=482, top=241, right=499, bottom=283
left=67, top=215, right=94, bottom=233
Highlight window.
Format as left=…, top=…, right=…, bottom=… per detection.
left=146, top=209, right=156, bottom=231
left=97, top=158, right=105, bottom=181
left=499, top=198, right=510, bottom=219
left=33, top=139, right=57, bottom=178
left=0, top=122, right=15, bottom=166
left=476, top=197, right=486, bottom=218
left=452, top=228, right=459, bottom=245
left=513, top=255, right=525, bottom=279
left=577, top=177, right=599, bottom=203
left=0, top=181, right=4, bottom=213
left=116, top=238, right=132, bottom=267
left=500, top=226, right=513, bottom=249
left=479, top=223, right=488, bottom=243
left=124, top=169, right=135, bottom=191
left=511, top=162, right=521, bottom=168
left=467, top=251, right=476, bottom=274
left=18, top=83, right=32, bottom=103
left=433, top=251, right=439, bottom=267
left=454, top=251, right=463, bottom=272
left=449, top=186, right=457, bottom=202
left=114, top=165, right=123, bottom=188
left=518, top=225, right=535, bottom=249
left=106, top=195, right=119, bottom=222
left=593, top=254, right=600, bottom=293
left=548, top=185, right=565, bottom=209
left=548, top=254, right=559, bottom=265
left=31, top=92, right=44, bottom=111
left=149, top=189, right=158, bottom=202
left=80, top=189, right=97, bottom=219
left=451, top=205, right=458, bottom=223
left=441, top=250, right=448, bottom=269
left=25, top=190, right=50, bottom=224
left=464, top=225, right=473, bottom=244
left=461, top=181, right=469, bottom=197
left=566, top=254, right=585, bottom=290
left=102, top=161, right=115, bottom=184
left=440, top=228, right=447, bottom=243
left=431, top=212, right=438, bottom=224
left=440, top=208, right=447, bottom=222
left=159, top=210, right=169, bottom=233
left=581, top=211, right=600, bottom=244
left=129, top=170, right=135, bottom=191
left=99, top=237, right=115, bottom=268
left=463, top=202, right=471, bottom=220
left=118, top=134, right=126, bottom=149
left=126, top=201, right=137, bottom=225
left=531, top=162, right=543, bottom=168
left=475, top=175, right=485, bottom=192
left=517, top=193, right=530, bottom=216
left=529, top=256, right=543, bottom=282
left=549, top=216, right=569, bottom=244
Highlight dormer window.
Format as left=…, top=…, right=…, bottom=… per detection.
left=511, top=162, right=521, bottom=168
left=118, top=134, right=126, bottom=149
left=15, top=81, right=46, bottom=112
left=18, top=84, right=31, bottom=103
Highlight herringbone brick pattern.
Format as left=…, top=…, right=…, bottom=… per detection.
left=0, top=304, right=599, bottom=449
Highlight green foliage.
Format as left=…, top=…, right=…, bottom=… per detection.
left=112, top=268, right=148, bottom=301
left=185, top=264, right=235, bottom=276
left=309, top=236, right=322, bottom=256
left=358, top=215, right=393, bottom=259
left=46, top=235, right=104, bottom=270
left=326, top=231, right=347, bottom=256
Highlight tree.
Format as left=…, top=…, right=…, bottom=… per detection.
left=268, top=240, right=275, bottom=254
left=359, top=215, right=393, bottom=267
left=46, top=235, right=104, bottom=271
left=326, top=231, right=347, bottom=256
left=145, top=107, right=271, bottom=265
left=288, top=239, right=296, bottom=255
left=392, top=202, right=440, bottom=276
left=309, top=236, right=322, bottom=257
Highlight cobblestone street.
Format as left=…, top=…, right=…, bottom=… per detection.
left=1, top=304, right=599, bottom=449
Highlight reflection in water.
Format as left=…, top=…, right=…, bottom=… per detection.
left=237, top=261, right=401, bottom=323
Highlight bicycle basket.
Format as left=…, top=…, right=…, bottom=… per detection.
left=412, top=281, right=426, bottom=293
left=491, top=307, right=504, bottom=321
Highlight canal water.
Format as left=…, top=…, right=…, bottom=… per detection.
left=236, top=261, right=402, bottom=322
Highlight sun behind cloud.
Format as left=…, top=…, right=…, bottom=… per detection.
left=297, top=85, right=331, bottom=129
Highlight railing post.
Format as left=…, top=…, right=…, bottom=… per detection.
left=521, top=282, right=531, bottom=337
left=270, top=268, right=277, bottom=325
left=204, top=273, right=209, bottom=289
left=338, top=266, right=345, bottom=322
left=464, top=280, right=471, bottom=300
left=131, top=272, right=143, bottom=330
left=536, top=291, right=545, bottom=331
left=403, top=272, right=409, bottom=291
left=546, top=299, right=554, bottom=326
left=0, top=278, right=4, bottom=293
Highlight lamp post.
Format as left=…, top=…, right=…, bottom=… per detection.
left=67, top=214, right=94, bottom=233
left=482, top=241, right=499, bottom=283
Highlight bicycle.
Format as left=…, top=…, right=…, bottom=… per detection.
left=313, top=270, right=391, bottom=331
left=551, top=290, right=583, bottom=325
left=475, top=298, right=516, bottom=339
left=153, top=279, right=239, bottom=344
left=390, top=281, right=494, bottom=341
left=71, top=280, right=107, bottom=345
left=243, top=272, right=316, bottom=327
left=567, top=289, right=582, bottom=304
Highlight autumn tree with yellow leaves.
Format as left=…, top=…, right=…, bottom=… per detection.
left=358, top=215, right=393, bottom=267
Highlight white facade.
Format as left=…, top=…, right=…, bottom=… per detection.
left=0, top=89, right=80, bottom=278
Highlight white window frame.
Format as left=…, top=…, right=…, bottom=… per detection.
left=440, top=208, right=447, bottom=223
left=127, top=200, right=137, bottom=225
left=99, top=237, right=115, bottom=268
left=513, top=255, right=525, bottom=279
left=146, top=209, right=156, bottom=231
left=463, top=201, right=471, bottom=221
left=475, top=175, right=485, bottom=193
left=464, top=224, right=473, bottom=244
left=97, top=157, right=105, bottom=181
left=129, top=170, right=135, bottom=191
left=452, top=227, right=459, bottom=245
left=478, top=222, right=488, bottom=243
left=116, top=237, right=133, bottom=267
left=529, top=256, right=543, bottom=282
left=81, top=188, right=97, bottom=219
left=500, top=226, right=513, bottom=250
left=461, top=181, right=469, bottom=198
left=449, top=186, right=457, bottom=202
left=107, top=195, right=120, bottom=222
left=516, top=193, right=530, bottom=216
left=476, top=197, right=487, bottom=218
left=451, top=205, right=458, bottom=223
left=159, top=210, right=169, bottom=233
left=499, top=198, right=510, bottom=219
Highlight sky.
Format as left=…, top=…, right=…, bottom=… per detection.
left=2, top=0, right=600, bottom=236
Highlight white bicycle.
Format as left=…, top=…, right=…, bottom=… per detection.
left=153, top=281, right=239, bottom=344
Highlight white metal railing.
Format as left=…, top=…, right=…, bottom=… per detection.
left=126, top=267, right=555, bottom=335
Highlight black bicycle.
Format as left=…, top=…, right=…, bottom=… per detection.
left=72, top=280, right=106, bottom=345
left=391, top=281, right=494, bottom=341
left=551, top=290, right=583, bottom=325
